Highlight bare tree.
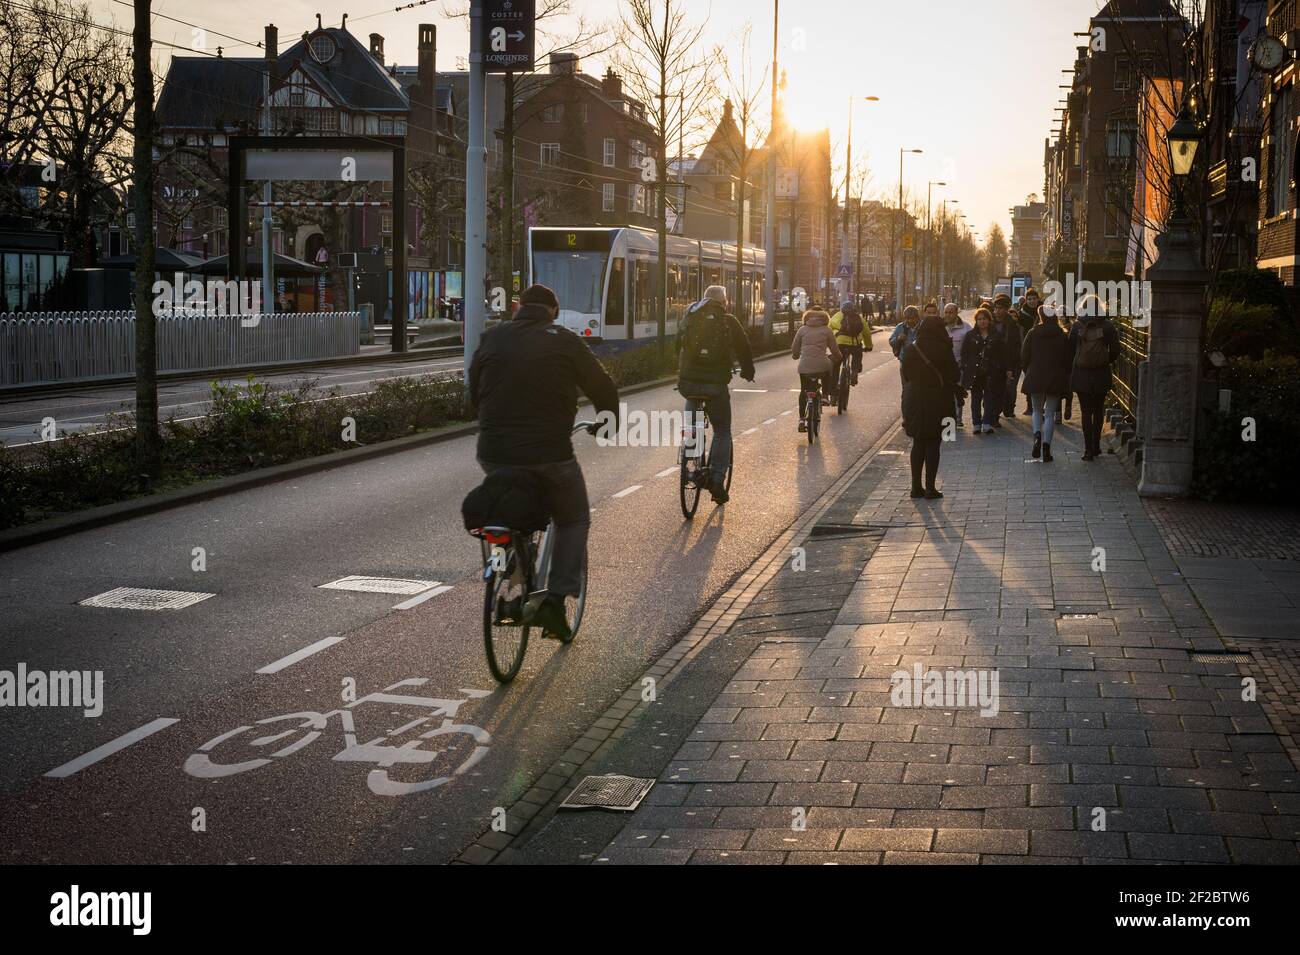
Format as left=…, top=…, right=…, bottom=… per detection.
left=706, top=24, right=768, bottom=321
left=616, top=0, right=711, bottom=348
left=982, top=222, right=1008, bottom=293
left=132, top=0, right=158, bottom=474
left=0, top=0, right=134, bottom=267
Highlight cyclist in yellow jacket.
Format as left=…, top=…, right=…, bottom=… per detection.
left=829, top=301, right=871, bottom=386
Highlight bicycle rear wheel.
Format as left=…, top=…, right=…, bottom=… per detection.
left=805, top=395, right=817, bottom=444
left=837, top=366, right=850, bottom=414
left=680, top=431, right=707, bottom=519
left=483, top=546, right=531, bottom=683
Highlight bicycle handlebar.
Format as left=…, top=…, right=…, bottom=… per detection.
left=572, top=420, right=599, bottom=435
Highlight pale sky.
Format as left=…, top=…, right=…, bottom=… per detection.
left=93, top=0, right=1113, bottom=242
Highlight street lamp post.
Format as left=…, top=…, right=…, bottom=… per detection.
left=937, top=199, right=958, bottom=305
left=763, top=0, right=779, bottom=343
left=895, top=147, right=922, bottom=315
left=1138, top=106, right=1205, bottom=497
left=841, top=96, right=878, bottom=302
left=925, top=180, right=946, bottom=302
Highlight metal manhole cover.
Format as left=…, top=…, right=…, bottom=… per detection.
left=79, top=587, right=215, bottom=610
left=1190, top=651, right=1253, bottom=664
left=318, top=576, right=440, bottom=595
left=1060, top=612, right=1100, bottom=619
left=809, top=524, right=885, bottom=538
left=559, top=774, right=655, bottom=812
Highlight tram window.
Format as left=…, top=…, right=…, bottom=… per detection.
left=605, top=258, right=625, bottom=325
left=689, top=265, right=700, bottom=301
left=635, top=260, right=654, bottom=324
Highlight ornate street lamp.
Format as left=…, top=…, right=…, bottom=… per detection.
left=1166, top=107, right=1202, bottom=220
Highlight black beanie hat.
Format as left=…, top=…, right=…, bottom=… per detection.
left=520, top=284, right=559, bottom=308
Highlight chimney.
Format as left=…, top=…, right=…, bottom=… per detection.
left=369, top=32, right=385, bottom=62
left=265, top=24, right=278, bottom=85
left=549, top=52, right=578, bottom=75
left=418, top=23, right=436, bottom=96
left=601, top=68, right=622, bottom=99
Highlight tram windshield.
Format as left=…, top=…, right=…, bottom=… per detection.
left=531, top=250, right=608, bottom=315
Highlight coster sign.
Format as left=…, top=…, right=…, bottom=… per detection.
left=481, top=0, right=536, bottom=73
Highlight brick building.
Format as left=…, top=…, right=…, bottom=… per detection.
left=1256, top=0, right=1300, bottom=288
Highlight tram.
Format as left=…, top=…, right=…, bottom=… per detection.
left=528, top=226, right=767, bottom=346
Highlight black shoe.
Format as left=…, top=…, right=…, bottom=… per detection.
left=924, top=488, right=944, bottom=499
left=1081, top=452, right=1095, bottom=462
left=910, top=486, right=926, bottom=499
left=710, top=481, right=730, bottom=504
left=1031, top=432, right=1042, bottom=459
left=1042, top=444, right=1053, bottom=463
left=992, top=420, right=1002, bottom=429
left=530, top=593, right=572, bottom=641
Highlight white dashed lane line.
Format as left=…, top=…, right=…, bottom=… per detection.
left=655, top=467, right=677, bottom=478
left=612, top=485, right=642, bottom=499
left=256, top=636, right=346, bottom=675
left=763, top=418, right=776, bottom=425
left=392, top=584, right=454, bottom=611
left=45, top=718, right=180, bottom=778
left=741, top=428, right=758, bottom=436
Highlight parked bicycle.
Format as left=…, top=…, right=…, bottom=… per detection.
left=678, top=398, right=732, bottom=519
left=470, top=422, right=593, bottom=683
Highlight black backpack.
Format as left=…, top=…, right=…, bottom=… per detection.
left=840, top=310, right=864, bottom=338
left=679, top=308, right=731, bottom=376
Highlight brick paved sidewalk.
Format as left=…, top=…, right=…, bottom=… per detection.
left=591, top=414, right=1300, bottom=864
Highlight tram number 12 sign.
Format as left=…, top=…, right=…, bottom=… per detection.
left=482, top=0, right=536, bottom=73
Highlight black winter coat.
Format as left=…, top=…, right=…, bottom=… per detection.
left=1019, top=320, right=1073, bottom=396
left=1067, top=317, right=1121, bottom=396
left=469, top=304, right=620, bottom=465
left=959, top=328, right=1005, bottom=388
left=991, top=316, right=1022, bottom=375
left=901, top=329, right=961, bottom=441
left=676, top=299, right=756, bottom=385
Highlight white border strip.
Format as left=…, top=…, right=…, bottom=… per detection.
left=256, top=636, right=345, bottom=675
left=45, top=717, right=179, bottom=778
left=393, top=584, right=454, bottom=610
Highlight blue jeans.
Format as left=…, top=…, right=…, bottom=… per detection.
left=1031, top=394, right=1060, bottom=445
left=683, top=384, right=732, bottom=487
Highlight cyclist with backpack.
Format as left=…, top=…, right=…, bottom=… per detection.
left=1068, top=295, right=1121, bottom=462
left=676, top=285, right=756, bottom=504
left=830, top=300, right=871, bottom=385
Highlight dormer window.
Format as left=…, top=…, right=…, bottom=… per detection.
left=309, top=32, right=337, bottom=64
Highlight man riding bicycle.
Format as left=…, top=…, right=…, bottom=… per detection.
left=468, top=283, right=619, bottom=641
left=676, top=285, right=756, bottom=505
left=830, top=300, right=871, bottom=385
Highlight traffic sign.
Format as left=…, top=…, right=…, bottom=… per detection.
left=836, top=264, right=853, bottom=278
left=902, top=233, right=914, bottom=251
left=482, top=0, right=536, bottom=73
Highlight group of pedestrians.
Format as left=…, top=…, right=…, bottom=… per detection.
left=890, top=288, right=1122, bottom=498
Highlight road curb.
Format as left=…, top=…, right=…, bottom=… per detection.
left=452, top=416, right=904, bottom=865
left=0, top=353, right=789, bottom=553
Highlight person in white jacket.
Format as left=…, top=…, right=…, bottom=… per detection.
left=943, top=303, right=971, bottom=429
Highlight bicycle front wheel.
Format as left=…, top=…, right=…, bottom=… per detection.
left=483, top=556, right=530, bottom=683
left=559, top=558, right=587, bottom=644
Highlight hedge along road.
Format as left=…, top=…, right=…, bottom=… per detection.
left=0, top=352, right=467, bottom=448
left=0, top=331, right=901, bottom=863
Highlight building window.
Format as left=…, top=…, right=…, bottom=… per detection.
left=602, top=182, right=616, bottom=212
left=779, top=221, right=791, bottom=248
left=1271, top=86, right=1293, bottom=216
left=629, top=139, right=645, bottom=170
left=603, top=138, right=616, bottom=167
left=541, top=103, right=561, bottom=123
left=1114, top=56, right=1132, bottom=91
left=381, top=212, right=393, bottom=235
left=1105, top=120, right=1136, bottom=158
left=540, top=143, right=560, bottom=166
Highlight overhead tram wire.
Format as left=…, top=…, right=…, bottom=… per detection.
left=32, top=2, right=694, bottom=218
left=107, top=0, right=264, bottom=50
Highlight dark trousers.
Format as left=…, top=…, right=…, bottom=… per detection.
left=799, top=372, right=830, bottom=414
left=682, top=384, right=732, bottom=486
left=839, top=343, right=863, bottom=374
left=477, top=456, right=589, bottom=597
left=1078, top=391, right=1106, bottom=454
left=1004, top=372, right=1021, bottom=415
left=969, top=374, right=1000, bottom=427
left=910, top=437, right=941, bottom=490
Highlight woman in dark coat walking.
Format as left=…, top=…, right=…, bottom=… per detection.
left=960, top=307, right=1005, bottom=434
left=1020, top=304, right=1073, bottom=462
left=901, top=315, right=961, bottom=498
left=1068, top=299, right=1121, bottom=461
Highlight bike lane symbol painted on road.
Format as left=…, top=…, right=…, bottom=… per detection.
left=183, top=679, right=493, bottom=796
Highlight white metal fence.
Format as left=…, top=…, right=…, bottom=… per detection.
left=0, top=310, right=362, bottom=387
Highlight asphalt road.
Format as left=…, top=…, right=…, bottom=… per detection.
left=0, top=353, right=465, bottom=447
left=0, top=330, right=903, bottom=863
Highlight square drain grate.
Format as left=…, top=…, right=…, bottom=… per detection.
left=1060, top=612, right=1100, bottom=619
left=80, top=587, right=215, bottom=611
left=1190, top=651, right=1253, bottom=664
left=318, top=575, right=440, bottom=595
left=559, top=774, right=655, bottom=812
